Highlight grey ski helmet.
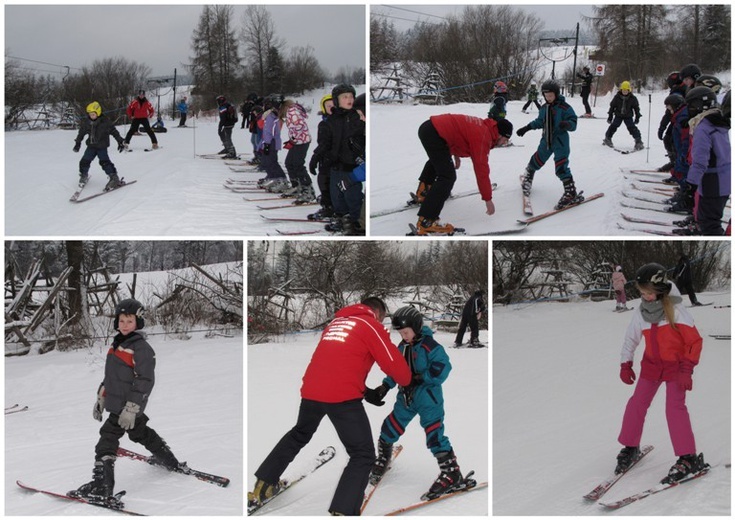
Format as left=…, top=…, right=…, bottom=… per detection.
left=391, top=306, right=423, bottom=335
left=635, top=263, right=671, bottom=295
left=541, top=79, right=560, bottom=97
left=114, top=298, right=145, bottom=330
left=331, top=84, right=357, bottom=107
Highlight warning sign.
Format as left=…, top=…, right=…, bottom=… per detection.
left=595, top=64, right=606, bottom=77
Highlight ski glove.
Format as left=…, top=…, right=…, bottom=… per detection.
left=678, top=361, right=694, bottom=391
left=92, top=384, right=105, bottom=422
left=73, top=143, right=81, bottom=153
left=118, top=401, right=141, bottom=430
left=308, top=155, right=319, bottom=175
left=516, top=126, right=530, bottom=137
left=620, top=361, right=636, bottom=385
left=117, top=142, right=125, bottom=153
left=364, top=384, right=389, bottom=406
left=607, top=116, right=613, bottom=124
left=283, top=140, right=294, bottom=150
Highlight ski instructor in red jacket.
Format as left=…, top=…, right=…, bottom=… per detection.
left=411, top=113, right=513, bottom=235
left=248, top=297, right=411, bottom=516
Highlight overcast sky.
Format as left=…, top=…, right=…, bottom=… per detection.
left=5, top=4, right=366, bottom=78
left=372, top=4, right=595, bottom=33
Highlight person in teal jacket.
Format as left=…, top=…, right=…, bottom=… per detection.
left=516, top=79, right=581, bottom=209
left=364, top=306, right=466, bottom=500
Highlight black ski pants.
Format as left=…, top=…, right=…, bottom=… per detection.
left=417, top=119, right=457, bottom=221
left=580, top=87, right=592, bottom=115
left=255, top=398, right=374, bottom=516
left=124, top=118, right=158, bottom=145
left=95, top=413, right=168, bottom=461
left=285, top=143, right=312, bottom=187
left=455, top=308, right=479, bottom=345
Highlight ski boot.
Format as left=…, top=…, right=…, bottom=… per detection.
left=70, top=455, right=116, bottom=499
left=468, top=338, right=483, bottom=348
left=657, top=161, right=673, bottom=172
left=325, top=216, right=345, bottom=233
left=279, top=183, right=301, bottom=198
left=554, top=180, right=583, bottom=210
left=79, top=173, right=89, bottom=186
left=415, top=218, right=455, bottom=236
left=265, top=179, right=291, bottom=194
left=151, top=143, right=159, bottom=150
left=423, top=450, right=464, bottom=500
left=408, top=181, right=431, bottom=206
left=342, top=217, right=365, bottom=236
left=660, top=453, right=708, bottom=484
left=149, top=440, right=184, bottom=472
left=369, top=439, right=394, bottom=485
left=634, top=140, right=645, bottom=151
left=615, top=446, right=641, bottom=474
left=104, top=173, right=123, bottom=191
left=521, top=167, right=535, bottom=196
left=248, top=478, right=281, bottom=509
left=294, top=185, right=317, bottom=204
left=307, top=206, right=334, bottom=221
left=602, top=137, right=613, bottom=147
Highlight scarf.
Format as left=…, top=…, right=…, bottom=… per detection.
left=639, top=294, right=682, bottom=323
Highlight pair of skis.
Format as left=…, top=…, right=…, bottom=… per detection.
left=17, top=447, right=230, bottom=515
left=70, top=179, right=137, bottom=203
left=5, top=403, right=29, bottom=415
left=583, top=445, right=711, bottom=509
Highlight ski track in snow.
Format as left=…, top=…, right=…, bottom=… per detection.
left=6, top=336, right=244, bottom=516
left=247, top=329, right=488, bottom=516
left=493, top=293, right=730, bottom=515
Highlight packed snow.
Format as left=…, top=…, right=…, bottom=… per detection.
left=493, top=290, right=730, bottom=515
left=370, top=74, right=731, bottom=236
left=4, top=87, right=363, bottom=237
left=247, top=328, right=488, bottom=516
left=5, top=333, right=243, bottom=515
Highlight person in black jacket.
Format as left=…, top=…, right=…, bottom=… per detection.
left=453, top=290, right=486, bottom=347
left=673, top=256, right=701, bottom=306
left=307, top=94, right=336, bottom=221
left=216, top=95, right=238, bottom=159
left=576, top=66, right=594, bottom=117
left=71, top=299, right=183, bottom=505
left=73, top=101, right=126, bottom=191
left=313, top=84, right=366, bottom=235
left=603, top=81, right=643, bottom=151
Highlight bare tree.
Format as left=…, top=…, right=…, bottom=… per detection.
left=240, top=5, right=284, bottom=94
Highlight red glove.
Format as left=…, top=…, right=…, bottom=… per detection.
left=678, top=361, right=694, bottom=391
left=620, top=361, right=636, bottom=385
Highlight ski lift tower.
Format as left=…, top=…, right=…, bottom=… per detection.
left=538, top=23, right=580, bottom=96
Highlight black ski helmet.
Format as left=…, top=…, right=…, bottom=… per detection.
left=695, top=74, right=723, bottom=94
left=331, top=84, right=357, bottom=107
left=685, top=86, right=718, bottom=118
left=216, top=95, right=226, bottom=106
left=635, top=263, right=671, bottom=294
left=391, top=306, right=423, bottom=335
left=664, top=93, right=686, bottom=111
left=541, top=79, right=560, bottom=97
left=114, top=298, right=145, bottom=330
left=679, top=63, right=702, bottom=82
left=666, top=71, right=682, bottom=89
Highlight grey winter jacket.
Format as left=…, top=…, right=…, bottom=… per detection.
left=103, top=332, right=155, bottom=416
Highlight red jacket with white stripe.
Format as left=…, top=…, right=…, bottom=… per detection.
left=429, top=114, right=501, bottom=201
left=620, top=298, right=702, bottom=382
left=301, top=304, right=411, bottom=403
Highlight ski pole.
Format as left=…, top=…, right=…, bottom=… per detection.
left=646, top=93, right=652, bottom=164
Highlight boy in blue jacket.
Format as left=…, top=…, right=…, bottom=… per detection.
left=364, top=306, right=468, bottom=500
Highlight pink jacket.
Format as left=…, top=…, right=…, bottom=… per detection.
left=285, top=103, right=311, bottom=145
left=612, top=271, right=626, bottom=292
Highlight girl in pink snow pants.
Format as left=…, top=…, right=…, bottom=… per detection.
left=615, top=263, right=707, bottom=485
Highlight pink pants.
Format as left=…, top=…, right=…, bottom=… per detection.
left=615, top=290, right=627, bottom=305
left=618, top=377, right=696, bottom=456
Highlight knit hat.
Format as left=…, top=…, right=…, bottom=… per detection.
left=620, top=81, right=631, bottom=91
left=496, top=118, right=513, bottom=139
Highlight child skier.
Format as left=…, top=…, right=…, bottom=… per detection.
left=615, top=264, right=707, bottom=484
left=603, top=81, right=643, bottom=151
left=73, top=101, right=126, bottom=191
left=661, top=94, right=693, bottom=213
left=611, top=265, right=628, bottom=311
left=365, top=306, right=472, bottom=500
left=216, top=95, right=238, bottom=159
left=521, top=81, right=541, bottom=113
left=516, top=79, right=581, bottom=210
left=258, top=96, right=289, bottom=193
left=70, top=299, right=183, bottom=506
left=123, top=90, right=158, bottom=150
left=307, top=94, right=336, bottom=221
left=278, top=99, right=315, bottom=203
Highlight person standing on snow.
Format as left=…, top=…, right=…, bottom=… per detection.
left=70, top=299, right=184, bottom=506
left=365, top=306, right=473, bottom=501
left=176, top=96, right=189, bottom=127
left=522, top=81, right=541, bottom=113
left=602, top=81, right=643, bottom=151
left=516, top=79, right=582, bottom=210
left=73, top=101, right=126, bottom=191
left=576, top=66, right=594, bottom=117
left=216, top=95, right=238, bottom=159
left=123, top=90, right=159, bottom=150
left=615, top=264, right=707, bottom=485
left=278, top=99, right=315, bottom=204
left=306, top=94, right=336, bottom=222
left=673, top=255, right=701, bottom=306
left=454, top=290, right=486, bottom=347
left=248, top=298, right=411, bottom=517
left=611, top=265, right=628, bottom=311
left=412, top=113, right=513, bottom=235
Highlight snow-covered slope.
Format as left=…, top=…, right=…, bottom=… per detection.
left=5, top=88, right=362, bottom=237
left=5, top=335, right=243, bottom=515
left=493, top=291, right=730, bottom=515
left=247, top=329, right=488, bottom=516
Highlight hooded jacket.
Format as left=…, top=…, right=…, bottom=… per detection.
left=74, top=115, right=123, bottom=149
left=126, top=97, right=155, bottom=120
left=301, top=304, right=411, bottom=403
left=620, top=286, right=703, bottom=382
left=103, top=331, right=155, bottom=415
left=430, top=114, right=502, bottom=201
left=687, top=109, right=731, bottom=197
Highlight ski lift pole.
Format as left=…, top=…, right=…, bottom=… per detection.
left=646, top=93, right=652, bottom=164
